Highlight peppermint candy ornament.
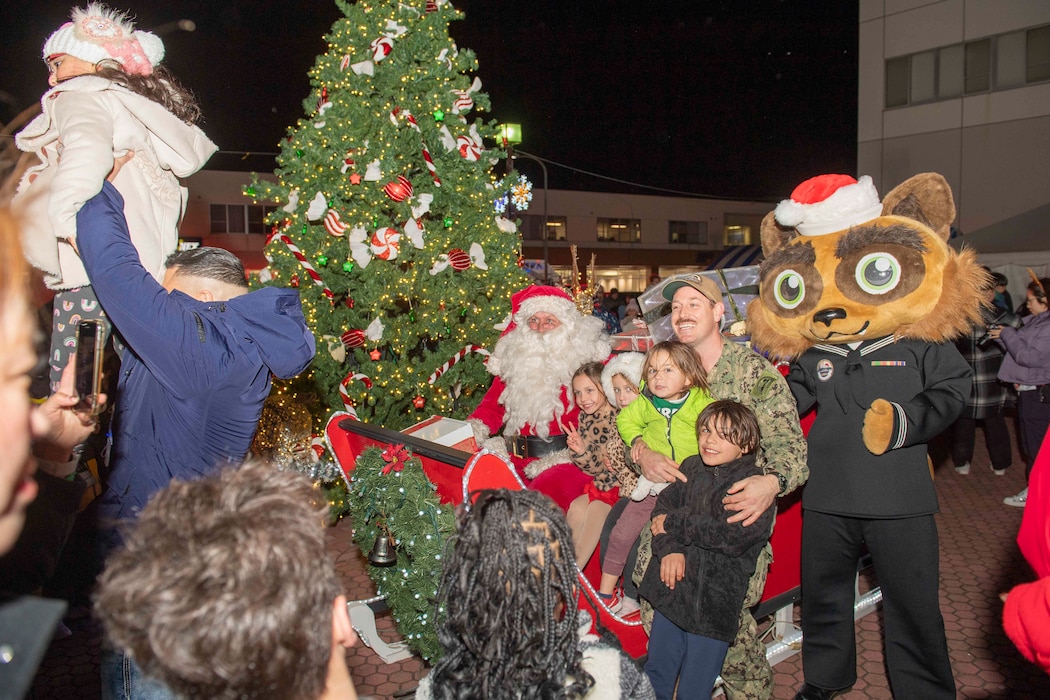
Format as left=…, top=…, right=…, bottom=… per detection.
left=371, top=227, right=401, bottom=261
left=447, top=248, right=471, bottom=271
left=383, top=175, right=413, bottom=202
left=370, top=36, right=393, bottom=62
left=457, top=135, right=480, bottom=161
left=324, top=210, right=347, bottom=236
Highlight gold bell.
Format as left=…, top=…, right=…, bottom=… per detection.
left=368, top=533, right=397, bottom=567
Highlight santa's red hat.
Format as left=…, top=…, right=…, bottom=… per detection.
left=774, top=174, right=883, bottom=237
left=510, top=285, right=577, bottom=325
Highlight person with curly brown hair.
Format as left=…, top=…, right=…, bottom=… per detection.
left=94, top=461, right=360, bottom=700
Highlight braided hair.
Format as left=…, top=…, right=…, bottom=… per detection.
left=428, top=489, right=594, bottom=699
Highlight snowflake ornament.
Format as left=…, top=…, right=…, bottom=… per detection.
left=511, top=176, right=533, bottom=210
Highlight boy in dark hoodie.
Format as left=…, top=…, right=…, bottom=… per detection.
left=639, top=400, right=774, bottom=698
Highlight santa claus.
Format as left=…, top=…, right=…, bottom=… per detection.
left=468, top=285, right=612, bottom=510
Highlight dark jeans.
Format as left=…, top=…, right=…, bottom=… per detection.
left=1018, top=390, right=1050, bottom=480
left=645, top=610, right=729, bottom=700
left=949, top=413, right=1012, bottom=471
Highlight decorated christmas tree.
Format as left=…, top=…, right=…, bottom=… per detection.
left=248, top=0, right=528, bottom=431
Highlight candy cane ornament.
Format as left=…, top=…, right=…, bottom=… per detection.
left=428, top=344, right=491, bottom=384
left=269, top=231, right=335, bottom=301
left=391, top=107, right=442, bottom=187
left=339, top=372, right=373, bottom=417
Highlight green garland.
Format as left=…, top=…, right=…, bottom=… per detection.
left=348, top=445, right=456, bottom=661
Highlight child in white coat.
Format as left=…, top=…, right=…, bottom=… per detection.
left=15, top=3, right=217, bottom=388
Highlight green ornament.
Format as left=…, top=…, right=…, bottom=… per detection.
left=342, top=261, right=355, bottom=272
left=245, top=186, right=256, bottom=197
left=433, top=109, right=444, bottom=122
left=410, top=312, right=416, bottom=322
left=443, top=217, right=453, bottom=228
left=317, top=255, right=329, bottom=266
left=302, top=225, right=308, bottom=234
left=295, top=149, right=304, bottom=158
left=460, top=308, right=467, bottom=317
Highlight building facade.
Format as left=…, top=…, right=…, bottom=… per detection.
left=181, top=170, right=773, bottom=294
left=858, top=0, right=1050, bottom=243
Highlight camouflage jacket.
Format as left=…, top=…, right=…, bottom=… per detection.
left=706, top=340, right=808, bottom=495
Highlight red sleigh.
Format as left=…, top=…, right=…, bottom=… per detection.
left=325, top=412, right=828, bottom=666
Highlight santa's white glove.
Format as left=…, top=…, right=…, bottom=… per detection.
left=467, top=418, right=491, bottom=444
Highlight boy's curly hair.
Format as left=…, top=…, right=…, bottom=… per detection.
left=94, top=461, right=337, bottom=700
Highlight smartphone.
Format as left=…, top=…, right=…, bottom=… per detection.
left=74, top=320, right=105, bottom=415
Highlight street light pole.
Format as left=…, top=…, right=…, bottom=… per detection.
left=499, top=124, right=550, bottom=285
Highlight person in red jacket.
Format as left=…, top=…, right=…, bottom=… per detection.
left=1003, top=425, right=1050, bottom=673
left=468, top=285, right=611, bottom=510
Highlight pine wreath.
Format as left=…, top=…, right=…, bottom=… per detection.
left=348, top=445, right=455, bottom=661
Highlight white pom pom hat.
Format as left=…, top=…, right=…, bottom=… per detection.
left=44, top=3, right=164, bottom=77
left=601, top=352, right=644, bottom=406
left=774, top=174, right=883, bottom=237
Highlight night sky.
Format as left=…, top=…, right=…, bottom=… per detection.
left=1, top=0, right=857, bottom=201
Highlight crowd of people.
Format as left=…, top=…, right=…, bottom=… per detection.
left=2, top=4, right=1049, bottom=700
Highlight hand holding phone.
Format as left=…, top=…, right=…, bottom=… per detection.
left=74, top=320, right=105, bottom=415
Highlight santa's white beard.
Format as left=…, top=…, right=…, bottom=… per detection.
left=492, top=315, right=610, bottom=439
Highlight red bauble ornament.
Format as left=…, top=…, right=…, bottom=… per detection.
left=345, top=296, right=355, bottom=309
left=383, top=175, right=413, bottom=202
left=447, top=248, right=471, bottom=271
left=413, top=395, right=426, bottom=409
left=341, top=330, right=366, bottom=349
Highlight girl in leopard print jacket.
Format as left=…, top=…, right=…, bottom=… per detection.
left=565, top=363, right=639, bottom=591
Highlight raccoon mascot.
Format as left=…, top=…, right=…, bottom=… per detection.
left=749, top=173, right=987, bottom=700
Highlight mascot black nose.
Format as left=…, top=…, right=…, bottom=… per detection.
left=813, top=308, right=847, bottom=326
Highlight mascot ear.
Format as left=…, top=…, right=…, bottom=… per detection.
left=880, top=172, right=956, bottom=242
left=760, top=210, right=795, bottom=256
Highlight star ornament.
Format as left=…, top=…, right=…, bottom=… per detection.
left=369, top=348, right=382, bottom=361
left=413, top=395, right=426, bottom=409
left=349, top=173, right=362, bottom=185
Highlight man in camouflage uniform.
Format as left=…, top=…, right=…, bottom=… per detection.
left=632, top=274, right=808, bottom=700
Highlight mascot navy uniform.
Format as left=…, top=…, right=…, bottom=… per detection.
left=748, top=173, right=987, bottom=700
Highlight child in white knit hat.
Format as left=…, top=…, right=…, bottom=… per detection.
left=14, top=3, right=217, bottom=389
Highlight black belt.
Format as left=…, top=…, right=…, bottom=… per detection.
left=507, top=434, right=569, bottom=460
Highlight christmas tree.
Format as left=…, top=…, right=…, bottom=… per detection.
left=248, top=0, right=528, bottom=431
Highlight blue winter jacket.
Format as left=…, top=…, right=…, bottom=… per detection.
left=78, top=182, right=315, bottom=526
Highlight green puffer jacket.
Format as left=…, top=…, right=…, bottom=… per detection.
left=616, top=385, right=713, bottom=464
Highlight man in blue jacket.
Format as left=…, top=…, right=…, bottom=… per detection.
left=78, top=181, right=316, bottom=700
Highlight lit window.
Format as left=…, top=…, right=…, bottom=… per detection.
left=597, top=218, right=640, bottom=243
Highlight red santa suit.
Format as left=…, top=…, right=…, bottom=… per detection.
left=468, top=285, right=612, bottom=511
